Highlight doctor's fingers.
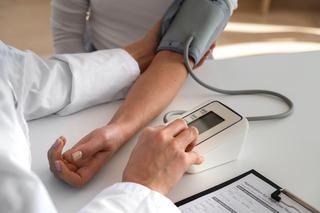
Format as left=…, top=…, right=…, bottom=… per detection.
left=173, top=127, right=199, bottom=150
left=185, top=151, right=204, bottom=166
left=163, top=119, right=188, bottom=138
left=185, top=139, right=197, bottom=152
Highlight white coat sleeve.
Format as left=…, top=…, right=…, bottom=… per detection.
left=0, top=41, right=180, bottom=213
left=0, top=41, right=142, bottom=213
left=0, top=70, right=57, bottom=213
left=3, top=43, right=139, bottom=121
left=51, top=0, right=89, bottom=53
left=79, top=182, right=181, bottom=213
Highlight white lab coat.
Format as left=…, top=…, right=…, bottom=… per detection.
left=0, top=41, right=180, bottom=213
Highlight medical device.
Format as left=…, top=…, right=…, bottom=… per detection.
left=168, top=100, right=248, bottom=173
left=159, top=0, right=294, bottom=173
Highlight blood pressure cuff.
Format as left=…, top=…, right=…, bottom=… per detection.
left=158, top=0, right=231, bottom=64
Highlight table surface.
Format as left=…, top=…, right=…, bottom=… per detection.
left=29, top=51, right=320, bottom=212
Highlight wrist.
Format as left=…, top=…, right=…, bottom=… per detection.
left=100, top=123, right=131, bottom=150
left=103, top=119, right=137, bottom=147
left=122, top=174, right=168, bottom=195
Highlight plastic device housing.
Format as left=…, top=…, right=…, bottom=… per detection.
left=170, top=101, right=249, bottom=173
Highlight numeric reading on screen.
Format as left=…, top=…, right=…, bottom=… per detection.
left=188, top=112, right=224, bottom=134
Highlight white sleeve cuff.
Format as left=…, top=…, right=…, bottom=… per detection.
left=79, top=182, right=180, bottom=213
left=53, top=49, right=140, bottom=116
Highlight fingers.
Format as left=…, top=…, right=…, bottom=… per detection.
left=167, top=122, right=203, bottom=167
left=48, top=137, right=83, bottom=187
left=164, top=119, right=188, bottom=137
left=195, top=42, right=216, bottom=68
left=64, top=137, right=106, bottom=164
left=185, top=139, right=197, bottom=152
left=78, top=138, right=108, bottom=159
left=62, top=133, right=91, bottom=161
left=50, top=147, right=111, bottom=187
left=75, top=152, right=110, bottom=185
left=48, top=137, right=66, bottom=172
left=186, top=151, right=204, bottom=165
left=54, top=160, right=83, bottom=187
left=174, top=127, right=199, bottom=150
left=61, top=151, right=110, bottom=187
left=209, top=42, right=216, bottom=50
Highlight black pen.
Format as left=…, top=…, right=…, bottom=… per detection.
left=271, top=188, right=320, bottom=213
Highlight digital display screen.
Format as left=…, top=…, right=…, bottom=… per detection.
left=188, top=111, right=224, bottom=134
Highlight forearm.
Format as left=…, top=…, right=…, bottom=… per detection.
left=108, top=50, right=188, bottom=144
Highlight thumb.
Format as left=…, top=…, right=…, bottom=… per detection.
left=186, top=151, right=204, bottom=166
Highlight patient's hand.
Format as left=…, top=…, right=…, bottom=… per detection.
left=47, top=124, right=125, bottom=187
left=196, top=43, right=216, bottom=68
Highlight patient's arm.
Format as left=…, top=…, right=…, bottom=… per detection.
left=48, top=50, right=190, bottom=187
left=111, top=50, right=188, bottom=142
left=48, top=34, right=214, bottom=188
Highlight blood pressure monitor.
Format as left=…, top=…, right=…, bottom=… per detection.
left=159, top=0, right=293, bottom=173
left=172, top=101, right=249, bottom=173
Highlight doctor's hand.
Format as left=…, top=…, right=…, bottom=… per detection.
left=125, top=21, right=161, bottom=72
left=48, top=124, right=125, bottom=187
left=122, top=119, right=204, bottom=195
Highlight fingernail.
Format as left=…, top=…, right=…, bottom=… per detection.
left=181, top=119, right=188, bottom=127
left=59, top=136, right=66, bottom=144
left=193, top=127, right=199, bottom=135
left=54, top=139, right=61, bottom=148
left=55, top=161, right=61, bottom=172
left=72, top=151, right=82, bottom=161
left=195, top=128, right=199, bottom=135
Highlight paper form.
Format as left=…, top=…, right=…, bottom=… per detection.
left=178, top=174, right=312, bottom=213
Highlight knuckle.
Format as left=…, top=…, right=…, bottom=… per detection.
left=189, top=127, right=198, bottom=138
left=143, top=127, right=154, bottom=134
left=169, top=140, right=181, bottom=153
left=176, top=119, right=187, bottom=128
left=177, top=151, right=188, bottom=164
left=179, top=130, right=192, bottom=142
left=99, top=129, right=109, bottom=141
left=184, top=128, right=196, bottom=142
left=156, top=129, right=167, bottom=142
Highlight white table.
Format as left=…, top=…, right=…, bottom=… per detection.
left=29, top=51, right=320, bottom=212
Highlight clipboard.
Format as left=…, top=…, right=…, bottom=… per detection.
left=176, top=170, right=319, bottom=213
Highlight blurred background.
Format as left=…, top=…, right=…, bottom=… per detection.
left=1, top=0, right=320, bottom=58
